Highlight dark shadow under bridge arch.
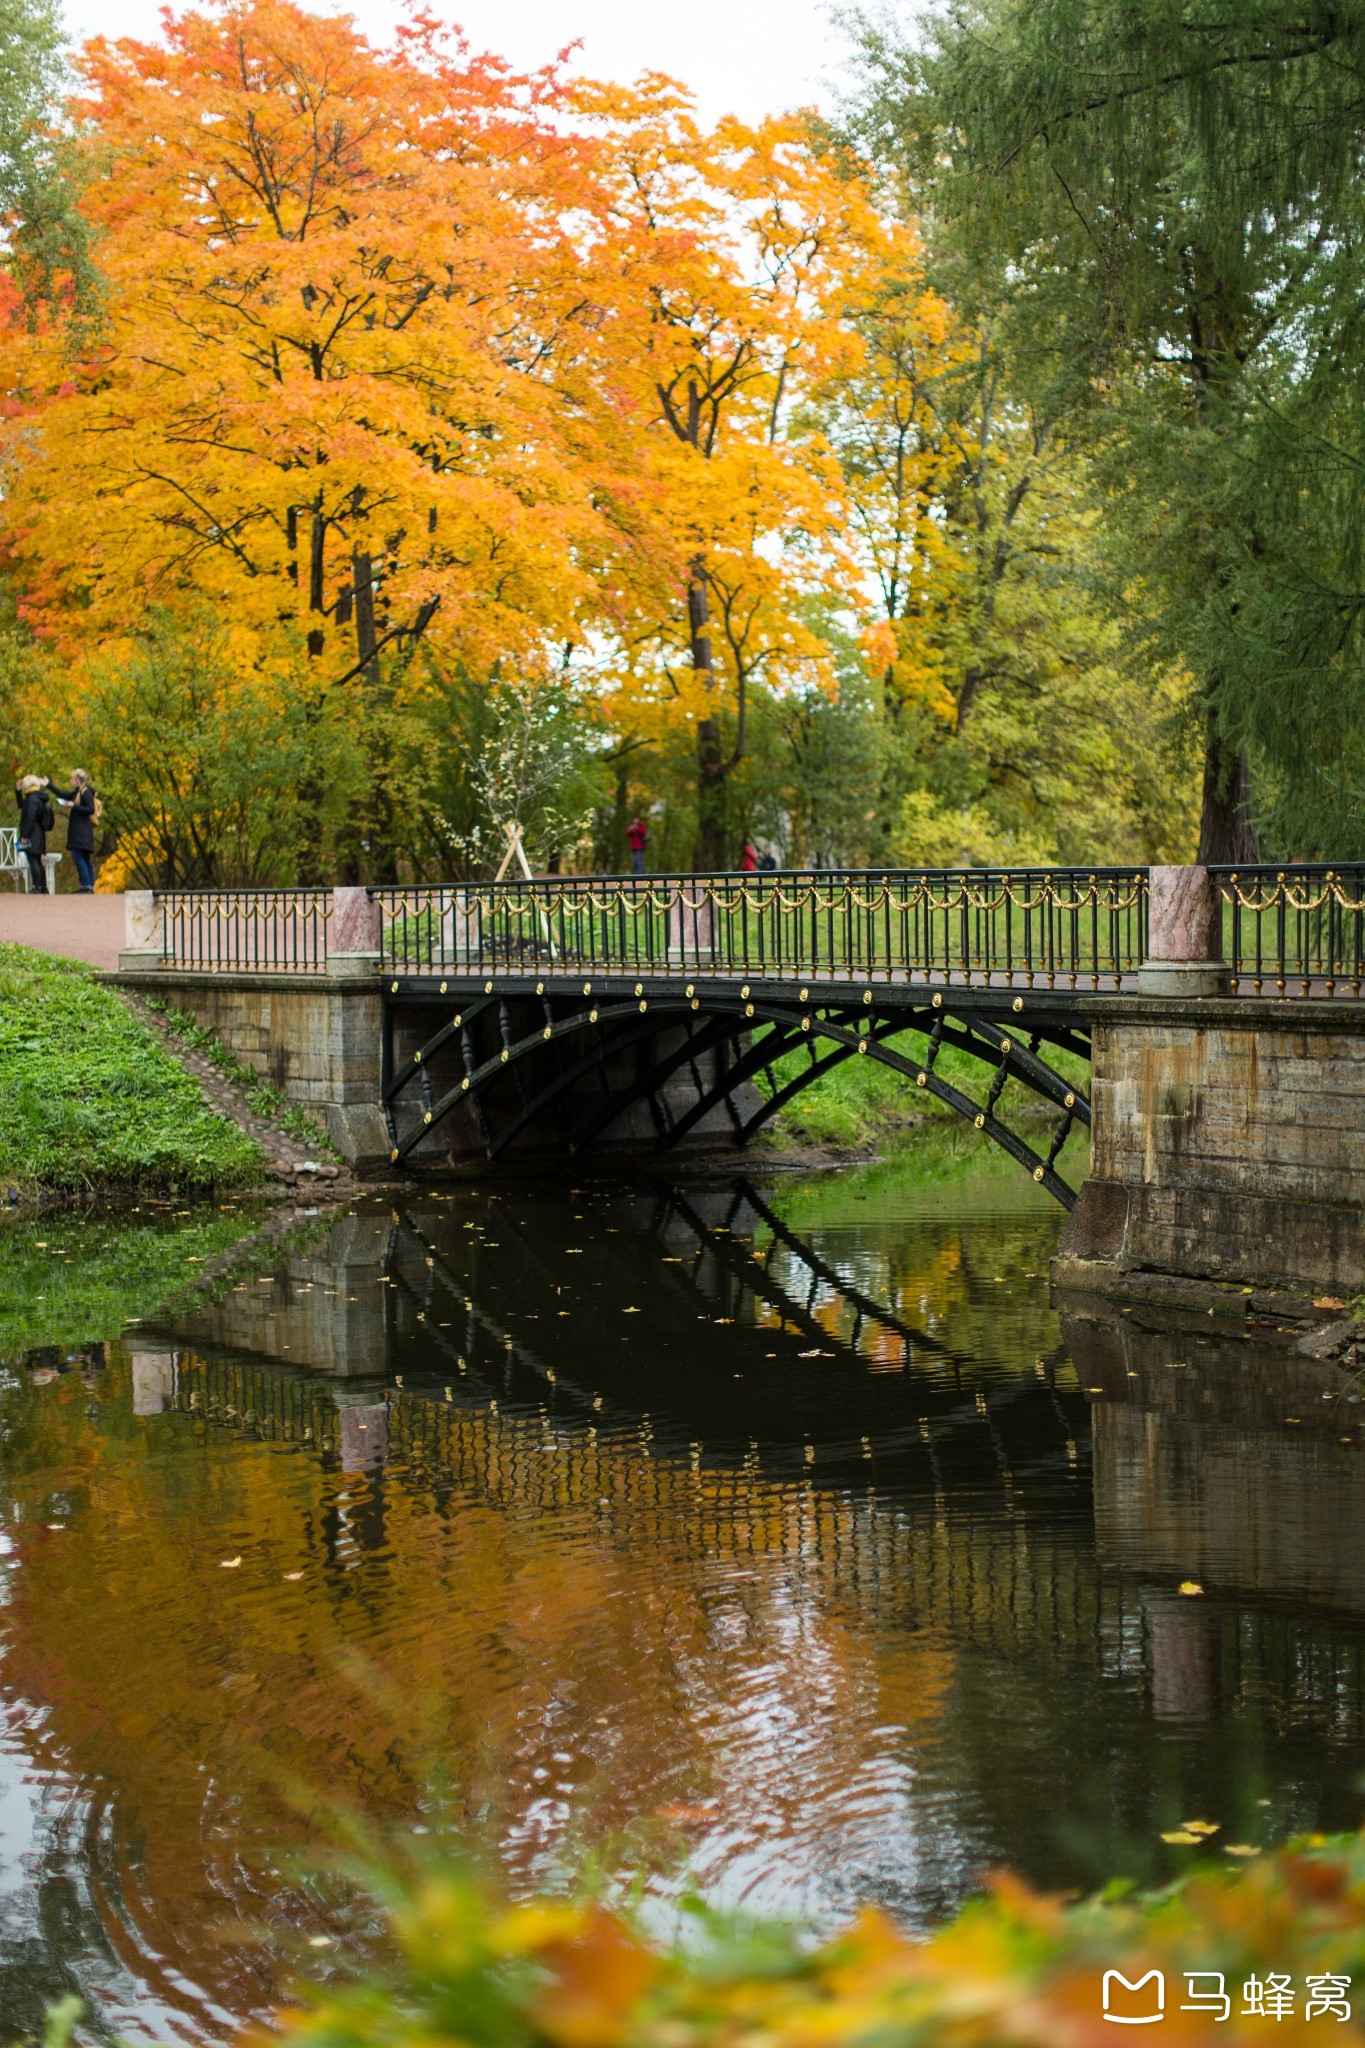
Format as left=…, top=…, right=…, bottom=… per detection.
left=382, top=981, right=1093, bottom=1206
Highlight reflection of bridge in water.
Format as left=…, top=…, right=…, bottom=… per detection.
left=147, top=1185, right=1083, bottom=1488
left=136, top=1190, right=1365, bottom=1754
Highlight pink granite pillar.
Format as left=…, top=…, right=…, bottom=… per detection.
left=331, top=886, right=381, bottom=974
left=1138, top=866, right=1227, bottom=995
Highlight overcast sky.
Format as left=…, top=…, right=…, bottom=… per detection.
left=60, top=0, right=866, bottom=125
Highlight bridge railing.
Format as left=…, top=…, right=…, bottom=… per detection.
left=370, top=868, right=1150, bottom=987
left=1213, top=865, right=1365, bottom=996
left=157, top=887, right=334, bottom=973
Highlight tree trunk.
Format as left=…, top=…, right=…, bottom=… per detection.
left=689, top=561, right=728, bottom=869
left=1197, top=717, right=1259, bottom=864
left=352, top=551, right=377, bottom=676
left=696, top=716, right=728, bottom=870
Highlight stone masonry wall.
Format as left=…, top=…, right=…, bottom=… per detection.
left=1061, top=999, right=1365, bottom=1293
left=112, top=969, right=390, bottom=1171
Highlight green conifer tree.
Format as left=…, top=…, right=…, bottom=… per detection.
left=850, top=0, right=1365, bottom=857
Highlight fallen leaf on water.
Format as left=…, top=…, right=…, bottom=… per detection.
left=1178, top=1581, right=1204, bottom=1596
left=655, top=1803, right=716, bottom=1825
left=1161, top=1831, right=1202, bottom=1845
left=1224, top=1844, right=1262, bottom=1857
left=1180, top=1820, right=1221, bottom=1836
left=799, top=1348, right=831, bottom=1358
left=219, top=1556, right=242, bottom=1569
left=283, top=1571, right=303, bottom=1581
left=622, top=1307, right=641, bottom=1314
left=1314, top=1297, right=1348, bottom=1310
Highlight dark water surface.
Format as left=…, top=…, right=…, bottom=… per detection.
left=2, top=1153, right=1365, bottom=2038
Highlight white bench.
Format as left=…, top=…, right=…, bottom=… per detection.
left=1, top=827, right=62, bottom=893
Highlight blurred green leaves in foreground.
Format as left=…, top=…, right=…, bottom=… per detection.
left=227, top=1828, right=1365, bottom=2048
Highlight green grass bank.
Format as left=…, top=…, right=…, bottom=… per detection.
left=0, top=943, right=264, bottom=1197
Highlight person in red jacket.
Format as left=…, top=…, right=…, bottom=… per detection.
left=627, top=815, right=648, bottom=875
left=741, top=839, right=757, bottom=872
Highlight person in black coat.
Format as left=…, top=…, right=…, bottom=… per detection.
left=50, top=769, right=97, bottom=891
left=14, top=776, right=53, bottom=893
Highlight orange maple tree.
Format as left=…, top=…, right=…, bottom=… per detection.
left=579, top=89, right=890, bottom=867
left=3, top=3, right=626, bottom=678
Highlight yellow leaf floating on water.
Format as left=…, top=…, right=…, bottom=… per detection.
left=1181, top=1820, right=1221, bottom=1836
left=1161, top=1831, right=1202, bottom=1845
left=1225, top=1844, right=1262, bottom=1857
left=1179, top=1581, right=1204, bottom=1596
left=283, top=1571, right=303, bottom=1581
left=219, top=1556, right=242, bottom=1569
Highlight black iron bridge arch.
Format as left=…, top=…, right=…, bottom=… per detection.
left=367, top=868, right=1147, bottom=1203
left=379, top=971, right=1093, bottom=1206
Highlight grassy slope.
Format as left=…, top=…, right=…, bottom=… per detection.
left=0, top=943, right=264, bottom=1193
left=759, top=1028, right=1091, bottom=1154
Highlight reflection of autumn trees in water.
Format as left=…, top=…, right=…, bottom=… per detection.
left=3, top=1185, right=1365, bottom=2034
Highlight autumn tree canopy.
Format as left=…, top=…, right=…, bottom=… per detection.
left=0, top=0, right=1202, bottom=880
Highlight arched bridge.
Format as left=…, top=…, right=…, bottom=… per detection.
left=366, top=865, right=1151, bottom=1206
left=126, top=861, right=1365, bottom=1292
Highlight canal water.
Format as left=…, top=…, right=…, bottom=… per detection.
left=2, top=1149, right=1365, bottom=2039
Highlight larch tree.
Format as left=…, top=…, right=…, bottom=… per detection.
left=0, top=0, right=92, bottom=316
left=850, top=0, right=1365, bottom=859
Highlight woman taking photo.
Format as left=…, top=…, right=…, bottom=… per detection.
left=51, top=769, right=98, bottom=891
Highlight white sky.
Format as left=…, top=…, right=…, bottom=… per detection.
left=59, top=0, right=862, bottom=125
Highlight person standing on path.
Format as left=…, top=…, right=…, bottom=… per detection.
left=740, top=839, right=757, bottom=873
left=627, top=814, right=648, bottom=876
left=14, top=775, right=53, bottom=892
left=51, top=770, right=97, bottom=891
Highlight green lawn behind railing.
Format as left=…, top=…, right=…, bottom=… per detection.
left=757, top=1030, right=1091, bottom=1154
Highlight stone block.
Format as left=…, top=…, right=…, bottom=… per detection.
left=326, top=1102, right=392, bottom=1175
left=1065, top=1001, right=1365, bottom=1295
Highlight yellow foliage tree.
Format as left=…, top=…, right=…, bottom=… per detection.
left=579, top=93, right=892, bottom=867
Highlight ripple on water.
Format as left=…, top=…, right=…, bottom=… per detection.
left=1, top=1171, right=1364, bottom=2031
